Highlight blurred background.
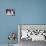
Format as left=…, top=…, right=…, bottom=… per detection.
left=0, top=0, right=46, bottom=46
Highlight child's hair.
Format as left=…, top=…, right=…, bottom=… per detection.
left=6, top=9, right=11, bottom=13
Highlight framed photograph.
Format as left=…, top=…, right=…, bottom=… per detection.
left=18, top=24, right=46, bottom=42
left=6, top=9, right=15, bottom=16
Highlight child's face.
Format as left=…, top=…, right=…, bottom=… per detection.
left=7, top=11, right=11, bottom=15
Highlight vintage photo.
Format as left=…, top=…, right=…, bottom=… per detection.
left=18, top=24, right=46, bottom=46
left=6, top=9, right=15, bottom=16
left=18, top=24, right=46, bottom=41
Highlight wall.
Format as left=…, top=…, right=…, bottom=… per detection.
left=0, top=0, right=18, bottom=44
left=16, top=0, right=46, bottom=24
left=0, top=0, right=46, bottom=44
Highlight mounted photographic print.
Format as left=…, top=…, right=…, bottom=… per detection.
left=18, top=24, right=46, bottom=42
left=6, top=9, right=15, bottom=16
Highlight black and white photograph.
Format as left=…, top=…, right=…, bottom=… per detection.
left=18, top=24, right=46, bottom=46
left=6, top=9, right=15, bottom=16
